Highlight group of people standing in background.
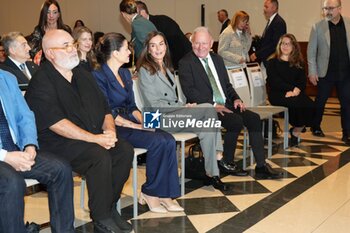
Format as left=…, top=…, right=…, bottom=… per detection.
left=1, top=0, right=350, bottom=233
left=217, top=0, right=350, bottom=147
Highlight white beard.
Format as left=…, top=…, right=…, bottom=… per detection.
left=56, top=54, right=80, bottom=70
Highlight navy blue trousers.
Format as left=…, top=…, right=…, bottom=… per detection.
left=117, top=127, right=180, bottom=198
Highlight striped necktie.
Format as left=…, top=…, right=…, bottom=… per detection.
left=202, top=58, right=225, bottom=105
left=19, top=63, right=30, bottom=79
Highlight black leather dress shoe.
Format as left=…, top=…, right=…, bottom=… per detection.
left=311, top=127, right=325, bottom=137
left=203, top=176, right=228, bottom=191
left=94, top=218, right=123, bottom=233
left=255, top=163, right=282, bottom=179
left=111, top=208, right=133, bottom=232
left=218, top=159, right=248, bottom=176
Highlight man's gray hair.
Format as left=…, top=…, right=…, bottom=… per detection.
left=192, top=26, right=213, bottom=41
left=1, top=32, right=23, bottom=55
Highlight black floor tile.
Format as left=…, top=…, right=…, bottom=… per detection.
left=184, top=179, right=206, bottom=194
left=270, top=157, right=318, bottom=167
left=178, top=196, right=239, bottom=215
left=75, top=222, right=94, bottom=233
left=298, top=144, right=341, bottom=154
left=221, top=180, right=271, bottom=196
left=131, top=216, right=197, bottom=233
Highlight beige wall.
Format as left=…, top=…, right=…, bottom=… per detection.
left=1, top=0, right=349, bottom=42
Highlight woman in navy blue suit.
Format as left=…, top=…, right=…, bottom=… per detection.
left=92, top=32, right=183, bottom=213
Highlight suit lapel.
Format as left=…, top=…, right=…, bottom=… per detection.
left=4, top=58, right=29, bottom=84
left=321, top=20, right=331, bottom=47
left=343, top=17, right=350, bottom=52
left=25, top=61, right=38, bottom=76
left=211, top=53, right=228, bottom=97
left=157, top=70, right=174, bottom=89
left=191, top=53, right=211, bottom=89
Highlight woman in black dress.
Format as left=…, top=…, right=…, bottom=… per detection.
left=266, top=33, right=315, bottom=146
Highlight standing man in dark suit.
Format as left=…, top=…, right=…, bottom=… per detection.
left=179, top=27, right=281, bottom=179
left=136, top=1, right=191, bottom=69
left=308, top=0, right=350, bottom=145
left=250, top=0, right=286, bottom=66
left=218, top=9, right=231, bottom=34
left=1, top=32, right=38, bottom=85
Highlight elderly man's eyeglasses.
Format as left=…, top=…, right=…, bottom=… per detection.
left=49, top=42, right=78, bottom=53
left=322, top=6, right=340, bottom=11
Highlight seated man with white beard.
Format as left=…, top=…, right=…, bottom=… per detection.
left=25, top=29, right=134, bottom=233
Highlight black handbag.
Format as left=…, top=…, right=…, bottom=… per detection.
left=185, top=143, right=207, bottom=180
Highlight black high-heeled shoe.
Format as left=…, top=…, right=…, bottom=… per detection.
left=289, top=127, right=299, bottom=147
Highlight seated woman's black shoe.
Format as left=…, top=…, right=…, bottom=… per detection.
left=289, top=128, right=299, bottom=147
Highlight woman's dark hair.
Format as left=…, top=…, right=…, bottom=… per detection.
left=119, top=0, right=138, bottom=14
left=37, top=0, right=68, bottom=35
left=74, top=19, right=85, bottom=29
left=93, top=31, right=105, bottom=46
left=94, top=32, right=127, bottom=69
left=136, top=31, right=173, bottom=75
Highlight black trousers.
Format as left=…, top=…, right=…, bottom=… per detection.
left=313, top=73, right=350, bottom=135
left=55, top=138, right=134, bottom=221
left=219, top=108, right=266, bottom=167
left=269, top=92, right=315, bottom=127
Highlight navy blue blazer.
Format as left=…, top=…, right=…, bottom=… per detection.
left=178, top=51, right=241, bottom=108
left=92, top=64, right=138, bottom=122
left=1, top=58, right=38, bottom=84
left=256, top=13, right=286, bottom=64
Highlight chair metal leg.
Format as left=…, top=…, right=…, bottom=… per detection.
left=132, top=154, right=138, bottom=218
left=243, top=128, right=247, bottom=169
left=284, top=109, right=289, bottom=149
left=116, top=200, right=121, bottom=214
left=80, top=178, right=85, bottom=209
left=181, top=140, right=185, bottom=196
left=268, top=115, right=273, bottom=158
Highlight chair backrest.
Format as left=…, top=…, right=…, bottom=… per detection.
left=132, top=77, right=144, bottom=110
left=174, top=72, right=187, bottom=105
left=226, top=66, right=251, bottom=107
left=246, top=63, right=267, bottom=106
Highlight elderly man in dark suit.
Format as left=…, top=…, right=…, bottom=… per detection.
left=179, top=27, right=281, bottom=179
left=1, top=32, right=38, bottom=86
left=136, top=1, right=191, bottom=69
left=250, top=0, right=286, bottom=66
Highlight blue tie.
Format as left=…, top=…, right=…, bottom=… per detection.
left=0, top=100, right=18, bottom=151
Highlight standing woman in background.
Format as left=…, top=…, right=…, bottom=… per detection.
left=28, top=0, right=71, bottom=64
left=218, top=11, right=252, bottom=67
left=72, top=26, right=97, bottom=71
left=92, top=32, right=183, bottom=213
left=266, top=34, right=315, bottom=146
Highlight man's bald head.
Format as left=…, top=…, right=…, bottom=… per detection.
left=42, top=29, right=79, bottom=71
left=42, top=29, right=72, bottom=56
